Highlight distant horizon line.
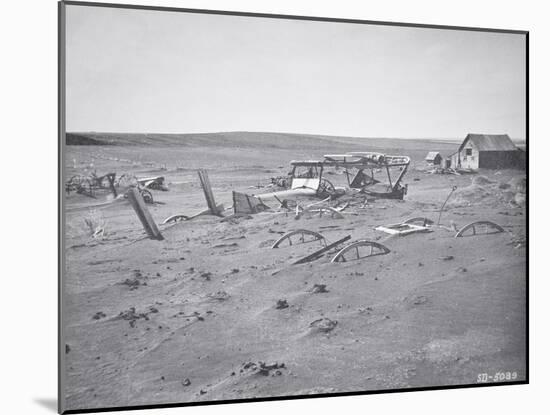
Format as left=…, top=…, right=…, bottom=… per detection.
left=65, top=130, right=526, bottom=143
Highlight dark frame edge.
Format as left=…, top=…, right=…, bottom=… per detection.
left=525, top=31, right=529, bottom=385
left=58, top=1, right=67, bottom=414
left=61, top=0, right=528, bottom=35
left=62, top=381, right=528, bottom=414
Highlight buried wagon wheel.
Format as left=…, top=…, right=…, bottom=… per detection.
left=162, top=214, right=189, bottom=224
left=272, top=229, right=326, bottom=249
left=331, top=240, right=390, bottom=263
left=317, top=178, right=336, bottom=198
left=454, top=220, right=504, bottom=238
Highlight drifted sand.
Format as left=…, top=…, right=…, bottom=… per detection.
left=62, top=141, right=526, bottom=411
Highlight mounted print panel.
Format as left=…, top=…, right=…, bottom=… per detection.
left=59, top=1, right=528, bottom=413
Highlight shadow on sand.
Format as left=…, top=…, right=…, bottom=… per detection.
left=34, top=398, right=57, bottom=413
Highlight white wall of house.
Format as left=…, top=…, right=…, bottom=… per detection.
left=458, top=139, right=479, bottom=169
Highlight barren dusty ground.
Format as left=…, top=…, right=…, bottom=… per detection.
left=62, top=138, right=526, bottom=411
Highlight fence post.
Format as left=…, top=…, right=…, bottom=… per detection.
left=127, top=187, right=164, bottom=240
left=198, top=169, right=221, bottom=216
left=106, top=173, right=118, bottom=198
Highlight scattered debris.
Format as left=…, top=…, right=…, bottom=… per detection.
left=200, top=272, right=212, bottom=281
left=294, top=202, right=348, bottom=220
left=206, top=291, right=230, bottom=301
left=115, top=307, right=151, bottom=328
left=275, top=299, right=289, bottom=309
left=119, top=270, right=148, bottom=290
left=412, top=295, right=428, bottom=305
left=92, top=312, right=107, bottom=320
left=239, top=361, right=286, bottom=377
left=439, top=255, right=454, bottom=261
left=309, top=318, right=338, bottom=333
left=212, top=242, right=238, bottom=249
left=375, top=223, right=431, bottom=236
left=426, top=166, right=462, bottom=175
left=310, top=284, right=328, bottom=293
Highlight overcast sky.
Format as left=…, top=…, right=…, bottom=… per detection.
left=65, top=5, right=526, bottom=139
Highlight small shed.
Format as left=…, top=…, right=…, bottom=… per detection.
left=451, top=134, right=524, bottom=170
left=425, top=151, right=442, bottom=166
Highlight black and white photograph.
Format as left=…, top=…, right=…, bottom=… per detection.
left=58, top=1, right=527, bottom=413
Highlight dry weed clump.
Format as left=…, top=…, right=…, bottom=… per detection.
left=84, top=209, right=106, bottom=238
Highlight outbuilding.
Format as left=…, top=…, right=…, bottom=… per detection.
left=425, top=151, right=442, bottom=166
left=451, top=134, right=524, bottom=170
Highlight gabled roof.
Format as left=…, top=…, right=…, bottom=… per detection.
left=460, top=134, right=517, bottom=152
left=425, top=151, right=441, bottom=161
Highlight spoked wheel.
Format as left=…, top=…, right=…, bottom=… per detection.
left=455, top=221, right=504, bottom=238
left=331, top=240, right=390, bottom=263
left=272, top=229, right=326, bottom=248
left=317, top=178, right=336, bottom=198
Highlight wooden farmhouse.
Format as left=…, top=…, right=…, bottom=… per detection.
left=449, top=134, right=525, bottom=170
